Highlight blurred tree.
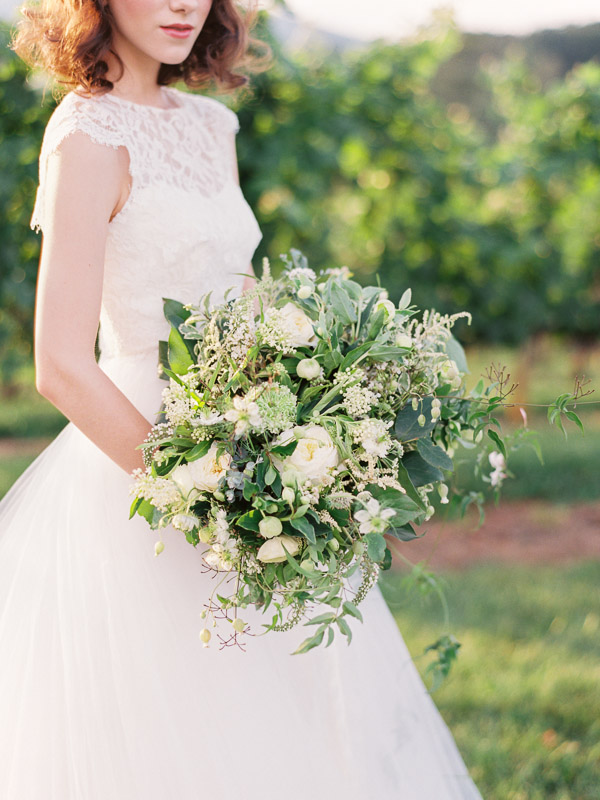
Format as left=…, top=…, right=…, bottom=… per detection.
left=0, top=24, right=53, bottom=391
left=1, top=16, right=599, bottom=390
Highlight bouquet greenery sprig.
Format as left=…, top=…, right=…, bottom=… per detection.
left=130, top=250, right=585, bottom=656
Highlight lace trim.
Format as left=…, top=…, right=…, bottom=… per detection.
left=30, top=89, right=240, bottom=234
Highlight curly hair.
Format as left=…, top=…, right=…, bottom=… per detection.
left=11, top=0, right=271, bottom=97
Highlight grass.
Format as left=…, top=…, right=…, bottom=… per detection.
left=380, top=562, right=600, bottom=800
left=0, top=384, right=65, bottom=439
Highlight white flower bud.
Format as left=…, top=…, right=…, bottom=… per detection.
left=154, top=540, right=165, bottom=556
left=297, top=285, right=313, bottom=299
left=296, top=357, right=321, bottom=380
left=417, top=414, right=426, bottom=427
left=282, top=486, right=295, bottom=505
left=213, top=490, right=226, bottom=502
left=432, top=398, right=442, bottom=409
left=259, top=516, right=283, bottom=539
left=431, top=407, right=441, bottom=420
left=440, top=360, right=459, bottom=382
left=438, top=483, right=449, bottom=504
left=412, top=398, right=419, bottom=411
left=232, top=617, right=246, bottom=633
left=327, top=538, right=340, bottom=552
left=199, top=628, right=211, bottom=646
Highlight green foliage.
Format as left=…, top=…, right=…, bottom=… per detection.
left=380, top=562, right=600, bottom=799
left=0, top=25, right=53, bottom=385
left=2, top=15, right=600, bottom=386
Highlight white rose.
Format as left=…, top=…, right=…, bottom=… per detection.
left=188, top=443, right=231, bottom=493
left=257, top=534, right=301, bottom=563
left=277, top=302, right=317, bottom=348
left=170, top=464, right=197, bottom=498
left=271, top=424, right=339, bottom=487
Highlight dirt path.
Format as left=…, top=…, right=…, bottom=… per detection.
left=0, top=438, right=53, bottom=458
left=392, top=500, right=600, bottom=570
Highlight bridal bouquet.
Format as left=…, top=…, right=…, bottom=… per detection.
left=128, top=251, right=543, bottom=654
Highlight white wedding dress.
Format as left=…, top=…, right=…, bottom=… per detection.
left=0, top=86, right=483, bottom=799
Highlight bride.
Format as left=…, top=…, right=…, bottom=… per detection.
left=1, top=0, right=483, bottom=797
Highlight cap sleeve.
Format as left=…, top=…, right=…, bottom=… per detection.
left=30, top=92, right=128, bottom=234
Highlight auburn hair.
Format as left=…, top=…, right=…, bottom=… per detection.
left=11, top=0, right=271, bottom=97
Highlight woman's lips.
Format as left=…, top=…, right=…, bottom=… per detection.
left=161, top=25, right=194, bottom=39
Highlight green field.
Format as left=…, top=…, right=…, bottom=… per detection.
left=381, top=562, right=600, bottom=800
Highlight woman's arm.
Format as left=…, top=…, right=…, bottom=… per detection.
left=34, top=132, right=153, bottom=474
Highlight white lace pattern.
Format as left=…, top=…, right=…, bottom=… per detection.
left=31, top=86, right=263, bottom=360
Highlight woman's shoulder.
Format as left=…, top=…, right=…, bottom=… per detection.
left=173, top=88, right=240, bottom=135
left=40, top=90, right=129, bottom=158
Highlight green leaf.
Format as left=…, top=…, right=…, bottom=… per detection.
left=236, top=510, right=261, bottom=532
left=445, top=334, right=469, bottom=374
left=367, top=345, right=411, bottom=360
left=292, top=629, right=325, bottom=655
left=342, top=601, right=363, bottom=623
left=270, top=440, right=298, bottom=457
left=186, top=441, right=212, bottom=462
left=565, top=411, right=585, bottom=433
left=136, top=499, right=156, bottom=525
left=381, top=547, right=393, bottom=570
left=398, top=288, right=412, bottom=310
left=336, top=616, right=353, bottom=643
left=394, top=397, right=436, bottom=440
left=163, top=298, right=189, bottom=329
left=158, top=340, right=169, bottom=376
left=416, top=437, right=454, bottom=471
left=402, top=451, right=443, bottom=487
left=386, top=523, right=419, bottom=541
left=242, top=480, right=260, bottom=501
left=397, top=462, right=427, bottom=510
left=330, top=282, right=357, bottom=325
left=366, top=307, right=386, bottom=341
left=339, top=341, right=373, bottom=371
left=365, top=532, right=386, bottom=562
left=129, top=496, right=143, bottom=519
left=487, top=429, right=506, bottom=458
left=325, top=627, right=335, bottom=648
left=264, top=464, right=278, bottom=485
left=168, top=326, right=194, bottom=375
left=305, top=612, right=337, bottom=626
left=289, top=516, right=316, bottom=544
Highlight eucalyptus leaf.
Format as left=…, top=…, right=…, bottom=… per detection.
left=402, top=451, right=444, bottom=487
left=445, top=334, right=469, bottom=374
left=394, top=397, right=436, bottom=440
left=416, top=437, right=454, bottom=471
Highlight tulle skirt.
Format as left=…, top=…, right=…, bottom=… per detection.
left=0, top=354, right=482, bottom=799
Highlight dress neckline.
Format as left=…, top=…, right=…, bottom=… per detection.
left=89, top=86, right=190, bottom=113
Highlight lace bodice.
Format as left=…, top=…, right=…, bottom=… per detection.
left=31, top=86, right=263, bottom=361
